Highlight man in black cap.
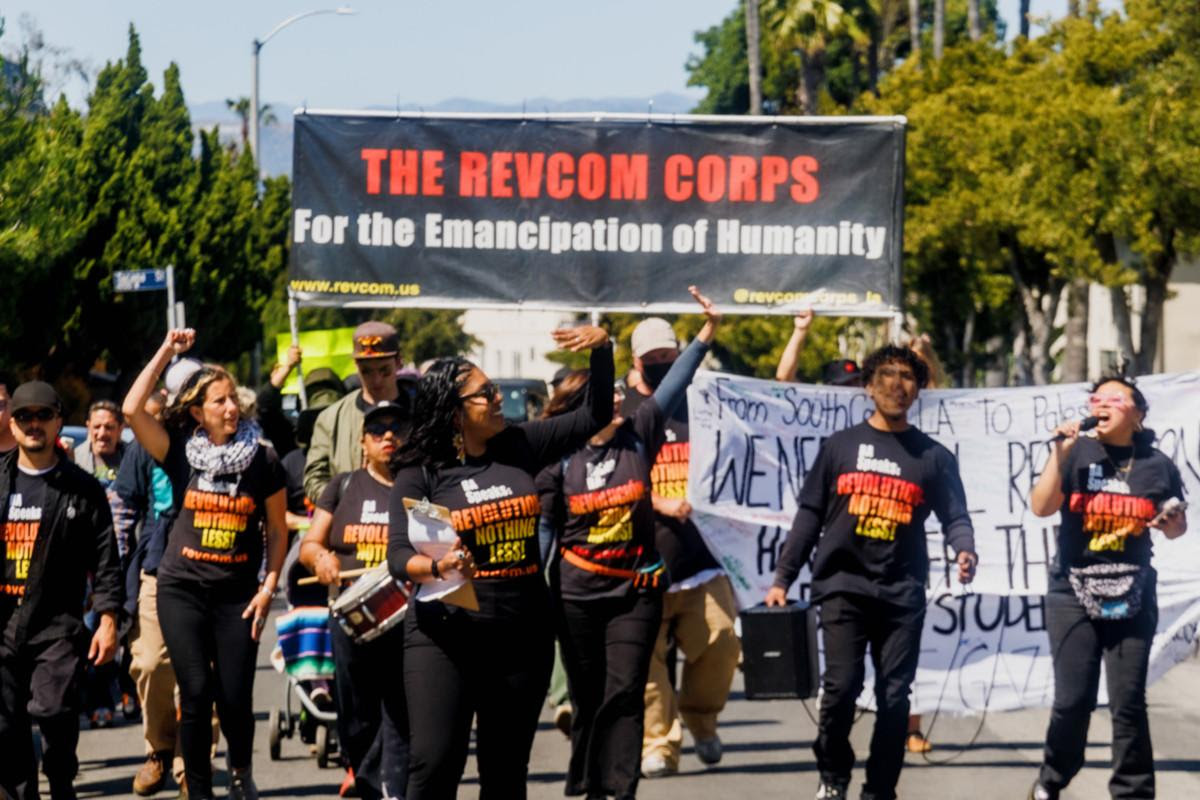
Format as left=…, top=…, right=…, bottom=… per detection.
left=304, top=321, right=410, bottom=502
left=0, top=381, right=123, bottom=800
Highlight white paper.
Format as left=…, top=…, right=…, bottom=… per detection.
left=404, top=499, right=468, bottom=603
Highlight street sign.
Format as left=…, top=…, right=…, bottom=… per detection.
left=114, top=268, right=169, bottom=292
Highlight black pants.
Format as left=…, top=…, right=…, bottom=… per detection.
left=0, top=631, right=86, bottom=800
left=157, top=580, right=259, bottom=800
left=1038, top=582, right=1157, bottom=799
left=558, top=592, right=662, bottom=799
left=403, top=601, right=554, bottom=800
left=815, top=592, right=924, bottom=800
left=330, top=616, right=409, bottom=800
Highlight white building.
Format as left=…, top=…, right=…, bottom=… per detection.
left=460, top=309, right=578, bottom=383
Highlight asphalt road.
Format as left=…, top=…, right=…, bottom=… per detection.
left=64, top=600, right=1200, bottom=799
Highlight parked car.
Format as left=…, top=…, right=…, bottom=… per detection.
left=494, top=378, right=549, bottom=422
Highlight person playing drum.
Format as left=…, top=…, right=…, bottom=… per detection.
left=300, top=402, right=410, bottom=800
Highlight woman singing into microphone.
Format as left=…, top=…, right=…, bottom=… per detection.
left=1028, top=376, right=1187, bottom=800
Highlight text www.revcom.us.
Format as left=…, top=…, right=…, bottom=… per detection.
left=289, top=280, right=421, bottom=297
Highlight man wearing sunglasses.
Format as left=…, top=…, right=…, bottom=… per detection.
left=304, top=321, right=412, bottom=503
left=0, top=381, right=123, bottom=800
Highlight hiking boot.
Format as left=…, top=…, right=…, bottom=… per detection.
left=694, top=735, right=723, bottom=765
left=133, top=751, right=170, bottom=796
left=906, top=731, right=932, bottom=753
left=553, top=702, right=573, bottom=738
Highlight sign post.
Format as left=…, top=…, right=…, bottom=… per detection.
left=114, top=266, right=180, bottom=331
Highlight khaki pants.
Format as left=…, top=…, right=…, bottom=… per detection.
left=128, top=573, right=219, bottom=780
left=641, top=575, right=740, bottom=767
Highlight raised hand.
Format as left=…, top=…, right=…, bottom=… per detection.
left=551, top=325, right=609, bottom=352
left=163, top=328, right=196, bottom=356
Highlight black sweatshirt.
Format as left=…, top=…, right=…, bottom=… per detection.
left=387, top=343, right=614, bottom=620
left=773, top=421, right=974, bottom=609
left=0, top=450, right=123, bottom=647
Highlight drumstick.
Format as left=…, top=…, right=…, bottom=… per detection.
left=297, top=567, right=372, bottom=586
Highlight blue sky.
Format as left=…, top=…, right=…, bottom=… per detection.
left=0, top=1, right=1090, bottom=111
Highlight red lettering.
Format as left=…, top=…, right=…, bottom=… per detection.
left=609, top=154, right=648, bottom=200
left=577, top=153, right=606, bottom=200
left=421, top=150, right=444, bottom=196
left=760, top=155, right=789, bottom=201
left=361, top=148, right=387, bottom=194
left=663, top=154, right=693, bottom=201
left=388, top=149, right=418, bottom=195
left=490, top=151, right=514, bottom=198
left=728, top=155, right=758, bottom=202
left=514, top=152, right=545, bottom=198
left=459, top=151, right=487, bottom=196
left=790, top=155, right=820, bottom=203
left=696, top=155, right=726, bottom=202
left=547, top=152, right=575, bottom=199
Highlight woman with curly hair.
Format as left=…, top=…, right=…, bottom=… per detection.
left=538, top=287, right=719, bottom=800
left=123, top=329, right=287, bottom=800
left=387, top=324, right=613, bottom=800
left=1028, top=375, right=1187, bottom=800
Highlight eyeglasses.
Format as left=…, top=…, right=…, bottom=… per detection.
left=459, top=382, right=500, bottom=404
left=364, top=421, right=405, bottom=438
left=1088, top=393, right=1133, bottom=409
left=12, top=408, right=58, bottom=424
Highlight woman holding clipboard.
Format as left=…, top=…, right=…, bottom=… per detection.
left=387, top=324, right=613, bottom=800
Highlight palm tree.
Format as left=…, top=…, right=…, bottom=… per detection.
left=933, top=0, right=945, bottom=58
left=968, top=0, right=981, bottom=41
left=762, top=0, right=866, bottom=114
left=746, top=0, right=763, bottom=113
left=225, top=96, right=277, bottom=150
left=907, top=0, right=920, bottom=56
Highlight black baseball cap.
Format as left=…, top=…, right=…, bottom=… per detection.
left=363, top=400, right=406, bottom=426
left=551, top=366, right=573, bottom=387
left=11, top=381, right=63, bottom=414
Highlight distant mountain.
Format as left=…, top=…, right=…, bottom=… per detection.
left=187, top=92, right=703, bottom=178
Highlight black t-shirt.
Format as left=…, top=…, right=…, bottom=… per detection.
left=2, top=467, right=53, bottom=599
left=388, top=343, right=614, bottom=621
left=776, top=422, right=974, bottom=608
left=538, top=398, right=665, bottom=601
left=621, top=390, right=720, bottom=582
left=317, top=470, right=391, bottom=572
left=157, top=434, right=287, bottom=591
left=1055, top=437, right=1183, bottom=574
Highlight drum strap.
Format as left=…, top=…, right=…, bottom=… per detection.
left=559, top=547, right=665, bottom=589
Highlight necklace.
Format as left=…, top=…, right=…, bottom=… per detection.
left=1102, top=445, right=1136, bottom=480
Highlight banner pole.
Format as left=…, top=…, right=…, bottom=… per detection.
left=589, top=309, right=601, bottom=326
left=288, top=288, right=308, bottom=410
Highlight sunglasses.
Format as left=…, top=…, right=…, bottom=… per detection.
left=364, top=421, right=405, bottom=438
left=459, top=382, right=500, bottom=404
left=1087, top=393, right=1133, bottom=409
left=13, top=408, right=58, bottom=424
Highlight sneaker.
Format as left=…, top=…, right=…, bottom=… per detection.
left=228, top=769, right=259, bottom=800
left=1028, top=782, right=1056, bottom=800
left=640, top=753, right=677, bottom=778
left=133, top=751, right=170, bottom=796
left=553, top=702, right=573, bottom=738
left=90, top=708, right=114, bottom=729
left=338, top=768, right=358, bottom=798
left=815, top=779, right=849, bottom=800
left=694, top=735, right=723, bottom=766
left=906, top=731, right=932, bottom=753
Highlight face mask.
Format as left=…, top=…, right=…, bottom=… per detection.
left=641, top=361, right=673, bottom=391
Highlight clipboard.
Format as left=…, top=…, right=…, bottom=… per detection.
left=403, top=497, right=479, bottom=611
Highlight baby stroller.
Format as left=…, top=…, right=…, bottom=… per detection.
left=268, top=539, right=340, bottom=767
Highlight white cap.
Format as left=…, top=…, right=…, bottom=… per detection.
left=164, top=358, right=203, bottom=402
left=631, top=318, right=678, bottom=359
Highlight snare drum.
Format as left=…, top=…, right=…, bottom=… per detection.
left=330, top=562, right=411, bottom=643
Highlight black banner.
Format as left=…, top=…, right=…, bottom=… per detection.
left=289, top=112, right=905, bottom=315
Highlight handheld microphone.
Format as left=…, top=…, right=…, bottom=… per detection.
left=1053, top=415, right=1099, bottom=442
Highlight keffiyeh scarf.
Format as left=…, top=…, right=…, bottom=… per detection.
left=186, top=419, right=262, bottom=482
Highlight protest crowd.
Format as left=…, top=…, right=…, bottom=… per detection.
left=0, top=286, right=1189, bottom=800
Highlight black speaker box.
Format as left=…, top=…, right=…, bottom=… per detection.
left=739, top=601, right=819, bottom=700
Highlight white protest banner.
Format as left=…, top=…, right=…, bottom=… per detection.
left=686, top=371, right=1200, bottom=713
